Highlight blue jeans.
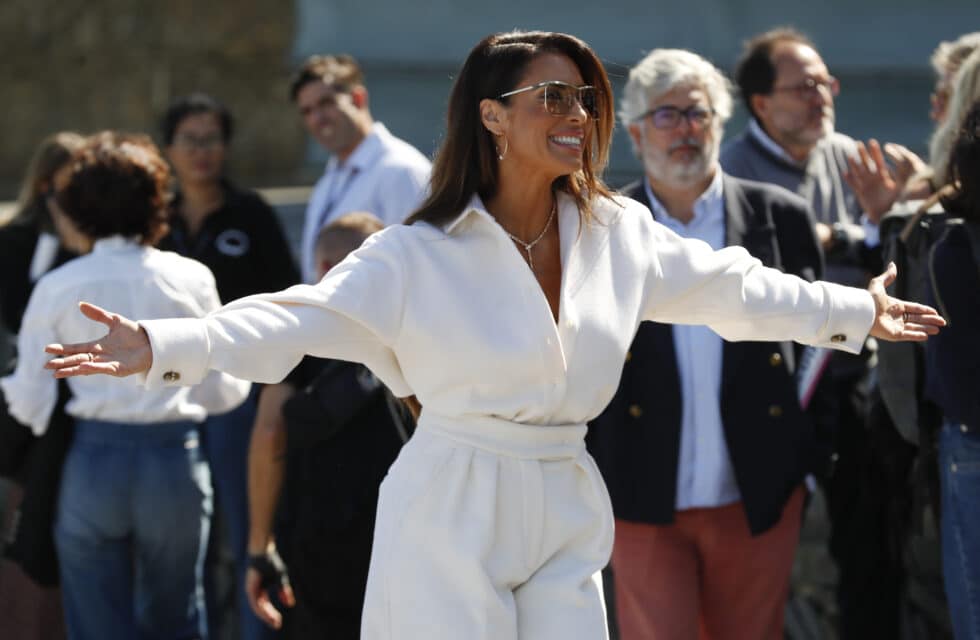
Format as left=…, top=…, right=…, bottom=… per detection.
left=202, top=387, right=276, bottom=640
left=940, top=419, right=980, bottom=639
left=55, top=419, right=212, bottom=640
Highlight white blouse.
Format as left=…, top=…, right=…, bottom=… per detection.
left=2, top=237, right=251, bottom=435
left=141, top=193, right=874, bottom=428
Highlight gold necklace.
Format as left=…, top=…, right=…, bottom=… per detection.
left=504, top=198, right=556, bottom=269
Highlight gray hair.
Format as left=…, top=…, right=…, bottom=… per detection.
left=930, top=48, right=980, bottom=186
left=619, top=49, right=733, bottom=143
left=931, top=32, right=980, bottom=78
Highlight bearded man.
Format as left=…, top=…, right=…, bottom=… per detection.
left=587, top=48, right=824, bottom=640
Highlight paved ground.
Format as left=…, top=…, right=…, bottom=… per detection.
left=784, top=490, right=952, bottom=640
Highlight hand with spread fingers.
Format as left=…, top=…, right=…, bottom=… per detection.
left=868, top=262, right=946, bottom=342
left=843, top=139, right=911, bottom=223
left=44, top=302, right=152, bottom=378
left=882, top=142, right=928, bottom=187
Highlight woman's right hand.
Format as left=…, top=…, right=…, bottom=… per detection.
left=44, top=302, right=152, bottom=378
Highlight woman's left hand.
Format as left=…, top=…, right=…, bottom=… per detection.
left=868, top=262, right=946, bottom=342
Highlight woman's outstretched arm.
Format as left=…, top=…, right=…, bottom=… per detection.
left=45, top=227, right=412, bottom=395
left=45, top=302, right=153, bottom=378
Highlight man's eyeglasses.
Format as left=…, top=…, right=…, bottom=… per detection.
left=771, top=76, right=840, bottom=100
left=173, top=134, right=224, bottom=151
left=497, top=81, right=600, bottom=119
left=636, top=105, right=714, bottom=130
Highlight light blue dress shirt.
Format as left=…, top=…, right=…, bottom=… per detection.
left=644, top=172, right=742, bottom=510
left=301, top=122, right=431, bottom=283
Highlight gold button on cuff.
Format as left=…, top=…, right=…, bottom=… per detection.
left=830, top=334, right=846, bottom=343
left=769, top=352, right=783, bottom=367
left=628, top=404, right=643, bottom=418
left=768, top=405, right=783, bottom=418
left=163, top=371, right=181, bottom=382
left=625, top=350, right=632, bottom=362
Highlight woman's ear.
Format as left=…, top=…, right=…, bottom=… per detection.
left=479, top=98, right=506, bottom=136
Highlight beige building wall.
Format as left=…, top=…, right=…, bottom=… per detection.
left=1, top=2, right=306, bottom=198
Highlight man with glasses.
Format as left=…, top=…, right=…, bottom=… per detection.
left=721, top=28, right=916, bottom=638
left=587, top=48, right=823, bottom=639
left=721, top=28, right=910, bottom=277
left=290, top=54, right=431, bottom=283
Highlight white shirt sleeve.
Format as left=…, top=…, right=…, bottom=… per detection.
left=641, top=221, right=875, bottom=353
left=143, top=227, right=411, bottom=397
left=0, top=281, right=60, bottom=435
left=184, top=268, right=252, bottom=414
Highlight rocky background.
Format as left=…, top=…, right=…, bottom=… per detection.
left=1, top=1, right=309, bottom=198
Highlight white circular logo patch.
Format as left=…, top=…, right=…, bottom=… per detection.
left=215, top=229, right=250, bottom=257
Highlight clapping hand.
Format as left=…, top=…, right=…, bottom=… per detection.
left=867, top=263, right=946, bottom=342
left=44, top=302, right=152, bottom=378
left=843, top=139, right=925, bottom=223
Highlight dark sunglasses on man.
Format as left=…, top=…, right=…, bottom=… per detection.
left=497, top=81, right=600, bottom=119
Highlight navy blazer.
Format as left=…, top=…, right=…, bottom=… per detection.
left=587, top=174, right=824, bottom=535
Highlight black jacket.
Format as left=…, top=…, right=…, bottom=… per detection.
left=275, top=357, right=410, bottom=624
left=0, top=219, right=75, bottom=334
left=158, top=181, right=300, bottom=304
left=0, top=216, right=75, bottom=586
left=926, top=222, right=980, bottom=429
left=587, top=174, right=824, bottom=535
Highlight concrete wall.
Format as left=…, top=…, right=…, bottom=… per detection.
left=293, top=0, right=980, bottom=185
left=1, top=0, right=303, bottom=197
left=3, top=1, right=979, bottom=197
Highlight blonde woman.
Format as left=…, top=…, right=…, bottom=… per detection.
left=929, top=49, right=980, bottom=188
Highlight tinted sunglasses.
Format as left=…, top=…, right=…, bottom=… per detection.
left=497, top=81, right=600, bottom=119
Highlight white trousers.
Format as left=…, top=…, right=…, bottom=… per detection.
left=360, top=413, right=614, bottom=639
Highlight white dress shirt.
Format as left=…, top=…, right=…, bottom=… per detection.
left=300, top=122, right=431, bottom=283
left=645, top=173, right=740, bottom=510
left=1, top=236, right=250, bottom=435
left=29, top=232, right=61, bottom=282
left=141, top=193, right=874, bottom=437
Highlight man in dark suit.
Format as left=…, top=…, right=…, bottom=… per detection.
left=587, top=49, right=824, bottom=639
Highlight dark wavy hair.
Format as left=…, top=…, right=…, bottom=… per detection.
left=941, top=100, right=980, bottom=221
left=55, top=132, right=171, bottom=245
left=406, top=31, right=615, bottom=228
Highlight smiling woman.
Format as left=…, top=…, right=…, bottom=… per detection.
left=41, top=31, right=944, bottom=640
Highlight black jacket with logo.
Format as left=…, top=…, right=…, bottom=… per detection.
left=158, top=181, right=300, bottom=303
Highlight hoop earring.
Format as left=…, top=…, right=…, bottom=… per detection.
left=496, top=136, right=509, bottom=161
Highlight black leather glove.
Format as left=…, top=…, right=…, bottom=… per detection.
left=247, top=548, right=291, bottom=593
